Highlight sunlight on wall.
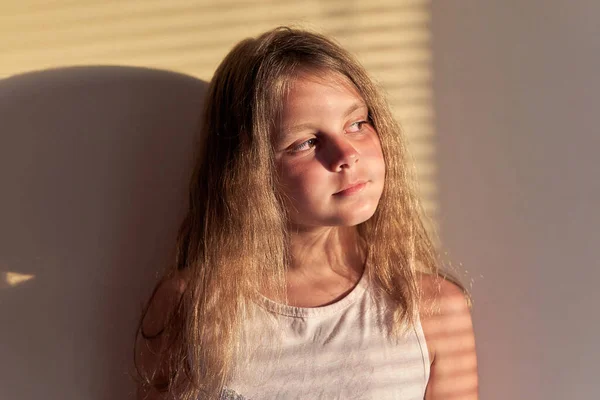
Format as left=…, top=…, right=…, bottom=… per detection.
left=1, top=0, right=438, bottom=231
left=0, top=271, right=35, bottom=288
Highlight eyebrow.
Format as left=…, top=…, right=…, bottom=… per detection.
left=343, top=101, right=368, bottom=119
left=281, top=101, right=368, bottom=138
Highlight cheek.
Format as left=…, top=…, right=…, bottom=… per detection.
left=376, top=145, right=386, bottom=176
left=362, top=134, right=386, bottom=176
left=277, top=160, right=318, bottom=206
left=279, top=162, right=324, bottom=201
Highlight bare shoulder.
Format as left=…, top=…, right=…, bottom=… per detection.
left=141, top=270, right=188, bottom=337
left=417, top=272, right=478, bottom=400
left=418, top=272, right=470, bottom=318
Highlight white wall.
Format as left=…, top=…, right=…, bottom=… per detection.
left=431, top=1, right=600, bottom=399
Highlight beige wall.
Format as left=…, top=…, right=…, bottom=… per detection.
left=1, top=0, right=438, bottom=213
left=1, top=1, right=438, bottom=399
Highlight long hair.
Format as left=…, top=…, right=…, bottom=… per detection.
left=135, top=26, right=446, bottom=399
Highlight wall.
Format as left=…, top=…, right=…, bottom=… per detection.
left=0, top=66, right=207, bottom=399
left=1, top=0, right=438, bottom=215
left=0, top=1, right=437, bottom=399
left=3, top=0, right=597, bottom=398
left=431, top=1, right=600, bottom=399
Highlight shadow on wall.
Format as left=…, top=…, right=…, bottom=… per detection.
left=0, top=66, right=207, bottom=399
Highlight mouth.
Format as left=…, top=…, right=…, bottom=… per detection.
left=333, top=181, right=368, bottom=196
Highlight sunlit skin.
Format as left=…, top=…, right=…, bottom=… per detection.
left=421, top=274, right=479, bottom=399
left=274, top=71, right=385, bottom=307
left=275, top=72, right=385, bottom=230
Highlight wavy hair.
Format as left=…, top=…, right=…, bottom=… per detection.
left=135, top=26, right=446, bottom=399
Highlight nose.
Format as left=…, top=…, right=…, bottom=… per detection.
left=326, top=136, right=359, bottom=171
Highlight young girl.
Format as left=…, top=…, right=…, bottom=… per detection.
left=135, top=27, right=478, bottom=400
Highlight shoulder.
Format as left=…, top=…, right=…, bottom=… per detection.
left=417, top=272, right=472, bottom=360
left=141, top=270, right=188, bottom=337
left=418, top=272, right=471, bottom=319
left=417, top=273, right=478, bottom=399
left=135, top=270, right=189, bottom=399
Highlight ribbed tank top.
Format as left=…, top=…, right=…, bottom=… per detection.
left=222, top=272, right=431, bottom=399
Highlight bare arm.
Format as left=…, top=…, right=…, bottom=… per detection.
left=420, top=275, right=479, bottom=400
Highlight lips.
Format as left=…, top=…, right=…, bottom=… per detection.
left=334, top=181, right=367, bottom=196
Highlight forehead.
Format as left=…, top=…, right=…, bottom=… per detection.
left=284, top=71, right=362, bottom=104
left=279, top=71, right=366, bottom=124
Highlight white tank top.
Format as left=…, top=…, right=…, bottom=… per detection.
left=223, top=273, right=430, bottom=399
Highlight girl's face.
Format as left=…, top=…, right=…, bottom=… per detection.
left=274, top=71, right=385, bottom=230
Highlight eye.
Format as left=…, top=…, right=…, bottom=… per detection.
left=347, top=120, right=369, bottom=133
left=291, top=138, right=318, bottom=152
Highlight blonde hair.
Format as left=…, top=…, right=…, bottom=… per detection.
left=135, top=26, right=445, bottom=399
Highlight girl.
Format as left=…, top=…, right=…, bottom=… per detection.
left=135, top=27, right=478, bottom=400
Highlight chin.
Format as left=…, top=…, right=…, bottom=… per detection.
left=331, top=205, right=379, bottom=227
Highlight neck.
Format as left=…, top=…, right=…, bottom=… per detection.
left=281, top=225, right=366, bottom=307
left=287, top=225, right=366, bottom=280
